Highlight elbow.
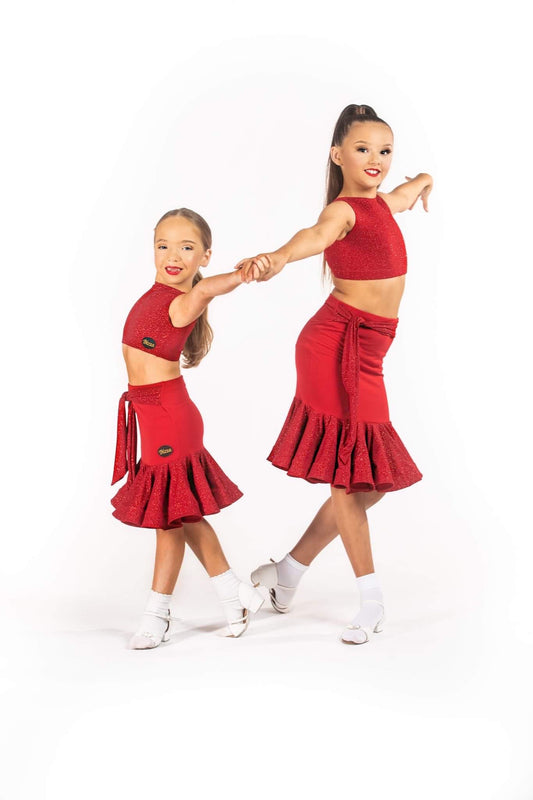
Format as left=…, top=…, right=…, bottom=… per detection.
left=195, top=279, right=216, bottom=302
left=392, top=188, right=412, bottom=213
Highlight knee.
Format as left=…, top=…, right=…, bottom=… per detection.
left=182, top=519, right=206, bottom=542
left=156, top=526, right=186, bottom=541
left=330, top=486, right=368, bottom=516
left=365, top=491, right=385, bottom=510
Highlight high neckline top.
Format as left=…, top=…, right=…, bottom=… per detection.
left=324, top=195, right=407, bottom=280
left=122, top=282, right=196, bottom=362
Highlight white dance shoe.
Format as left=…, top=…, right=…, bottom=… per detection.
left=250, top=559, right=297, bottom=614
left=128, top=610, right=171, bottom=650
left=341, top=603, right=385, bottom=645
left=220, top=582, right=265, bottom=638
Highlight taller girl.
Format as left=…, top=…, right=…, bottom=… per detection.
left=238, top=104, right=432, bottom=644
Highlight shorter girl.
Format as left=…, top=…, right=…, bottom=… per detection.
left=111, top=208, right=264, bottom=648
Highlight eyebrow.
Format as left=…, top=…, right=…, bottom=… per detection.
left=354, top=140, right=393, bottom=146
left=155, top=238, right=198, bottom=244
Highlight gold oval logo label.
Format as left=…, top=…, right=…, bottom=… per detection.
left=142, top=337, right=156, bottom=349
left=158, top=445, right=173, bottom=457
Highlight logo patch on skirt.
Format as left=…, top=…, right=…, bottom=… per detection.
left=142, top=337, right=156, bottom=349
left=158, top=445, right=173, bottom=457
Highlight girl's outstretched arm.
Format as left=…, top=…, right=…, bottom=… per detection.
left=235, top=201, right=352, bottom=282
left=169, top=267, right=261, bottom=328
left=379, top=173, right=433, bottom=214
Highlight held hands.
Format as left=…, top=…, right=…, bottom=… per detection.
left=405, top=174, right=433, bottom=211
left=235, top=252, right=287, bottom=283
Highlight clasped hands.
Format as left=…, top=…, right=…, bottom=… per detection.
left=234, top=252, right=287, bottom=283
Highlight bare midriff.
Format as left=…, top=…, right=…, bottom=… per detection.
left=331, top=274, right=406, bottom=319
left=122, top=344, right=181, bottom=386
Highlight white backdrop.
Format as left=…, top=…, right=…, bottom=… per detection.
left=1, top=2, right=532, bottom=798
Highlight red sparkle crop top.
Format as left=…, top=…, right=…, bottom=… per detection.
left=122, top=282, right=196, bottom=361
left=324, top=195, right=407, bottom=280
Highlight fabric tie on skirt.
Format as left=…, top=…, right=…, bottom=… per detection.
left=112, top=384, right=161, bottom=486
left=112, top=392, right=137, bottom=486
left=336, top=304, right=397, bottom=470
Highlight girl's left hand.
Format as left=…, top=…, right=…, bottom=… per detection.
left=405, top=174, right=433, bottom=211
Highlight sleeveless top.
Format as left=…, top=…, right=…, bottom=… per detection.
left=324, top=195, right=407, bottom=280
left=122, top=282, right=196, bottom=362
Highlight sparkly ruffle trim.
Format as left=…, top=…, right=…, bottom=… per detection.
left=267, top=397, right=422, bottom=493
left=111, top=449, right=243, bottom=529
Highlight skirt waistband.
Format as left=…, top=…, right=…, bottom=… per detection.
left=325, top=293, right=399, bottom=326
left=127, top=375, right=184, bottom=396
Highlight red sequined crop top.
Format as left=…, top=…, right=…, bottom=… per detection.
left=122, top=282, right=196, bottom=362
left=324, top=195, right=407, bottom=280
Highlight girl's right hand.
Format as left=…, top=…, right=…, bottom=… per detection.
left=235, top=252, right=287, bottom=282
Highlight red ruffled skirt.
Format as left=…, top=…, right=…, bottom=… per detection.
left=268, top=294, right=422, bottom=493
left=111, top=376, right=242, bottom=529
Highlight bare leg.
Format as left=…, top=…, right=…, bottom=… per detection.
left=291, top=492, right=384, bottom=566
left=182, top=518, right=229, bottom=577
left=330, top=487, right=376, bottom=577
left=152, top=527, right=186, bottom=594
left=251, top=491, right=385, bottom=614
left=330, top=488, right=387, bottom=642
left=129, top=527, right=186, bottom=649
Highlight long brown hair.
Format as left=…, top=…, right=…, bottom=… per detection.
left=154, top=208, right=214, bottom=368
left=323, top=104, right=391, bottom=279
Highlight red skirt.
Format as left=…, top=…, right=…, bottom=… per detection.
left=111, top=376, right=242, bottom=529
left=268, top=294, right=422, bottom=493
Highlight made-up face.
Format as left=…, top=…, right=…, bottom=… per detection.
left=330, top=121, right=394, bottom=194
left=154, top=216, right=211, bottom=290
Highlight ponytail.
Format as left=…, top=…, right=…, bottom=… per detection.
left=181, top=270, right=214, bottom=368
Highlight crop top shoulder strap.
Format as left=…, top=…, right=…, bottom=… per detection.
left=122, top=282, right=196, bottom=362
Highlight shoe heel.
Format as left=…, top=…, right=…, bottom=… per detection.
left=373, top=618, right=384, bottom=634
left=239, top=583, right=265, bottom=613
left=250, top=560, right=278, bottom=590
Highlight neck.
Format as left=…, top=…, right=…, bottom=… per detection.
left=339, top=181, right=378, bottom=198
left=155, top=277, right=192, bottom=292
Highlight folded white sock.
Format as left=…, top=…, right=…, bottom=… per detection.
left=210, top=567, right=241, bottom=600
left=211, top=567, right=264, bottom=636
left=343, top=573, right=384, bottom=644
left=269, top=553, right=307, bottom=609
left=211, top=568, right=246, bottom=629
left=277, top=552, right=308, bottom=587
left=129, top=589, right=172, bottom=649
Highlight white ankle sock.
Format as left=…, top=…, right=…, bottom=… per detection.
left=277, top=552, right=308, bottom=587
left=210, top=567, right=242, bottom=602
left=210, top=568, right=246, bottom=631
left=130, top=589, right=172, bottom=649
left=273, top=553, right=308, bottom=608
left=344, top=573, right=384, bottom=644
left=357, top=572, right=383, bottom=608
